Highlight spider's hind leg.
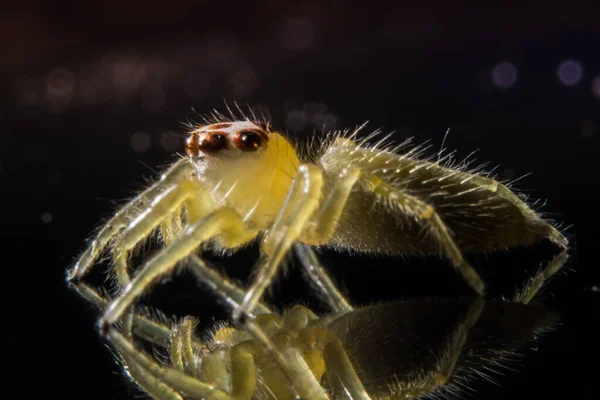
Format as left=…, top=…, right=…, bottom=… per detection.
left=363, top=174, right=485, bottom=295
left=514, top=247, right=569, bottom=304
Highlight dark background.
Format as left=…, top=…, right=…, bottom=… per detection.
left=1, top=2, right=599, bottom=399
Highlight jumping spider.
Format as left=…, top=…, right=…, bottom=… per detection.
left=67, top=110, right=569, bottom=335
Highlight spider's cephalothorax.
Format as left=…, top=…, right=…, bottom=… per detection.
left=184, top=121, right=300, bottom=230
left=67, top=116, right=569, bottom=336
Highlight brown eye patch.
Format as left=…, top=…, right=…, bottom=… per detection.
left=198, top=132, right=228, bottom=153
left=186, top=132, right=200, bottom=157
left=234, top=130, right=266, bottom=151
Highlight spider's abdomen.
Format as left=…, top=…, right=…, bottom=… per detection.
left=320, top=144, right=564, bottom=255
left=324, top=301, right=557, bottom=397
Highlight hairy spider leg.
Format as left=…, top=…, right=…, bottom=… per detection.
left=514, top=247, right=569, bottom=304
left=294, top=244, right=354, bottom=314
left=111, top=169, right=214, bottom=336
left=233, top=164, right=325, bottom=320
left=101, top=206, right=258, bottom=326
left=67, top=158, right=193, bottom=282
left=76, top=224, right=371, bottom=399
left=363, top=174, right=485, bottom=295
left=108, top=329, right=241, bottom=400
left=67, top=159, right=194, bottom=336
left=82, top=266, right=337, bottom=398
left=317, top=138, right=569, bottom=297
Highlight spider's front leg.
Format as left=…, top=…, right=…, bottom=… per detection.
left=232, top=164, right=325, bottom=321
left=66, top=158, right=193, bottom=283
left=100, top=206, right=258, bottom=329
left=238, top=162, right=367, bottom=319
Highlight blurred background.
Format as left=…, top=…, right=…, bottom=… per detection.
left=1, top=1, right=598, bottom=399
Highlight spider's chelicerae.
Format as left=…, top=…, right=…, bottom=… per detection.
left=67, top=112, right=569, bottom=331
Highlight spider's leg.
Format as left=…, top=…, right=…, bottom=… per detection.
left=100, top=207, right=258, bottom=327
left=67, top=158, right=192, bottom=282
left=514, top=247, right=569, bottom=304
left=160, top=210, right=273, bottom=315
left=244, top=319, right=331, bottom=400
left=428, top=297, right=485, bottom=391
left=298, top=327, right=371, bottom=400
left=111, top=176, right=209, bottom=291
left=234, top=164, right=324, bottom=321
left=188, top=255, right=272, bottom=315
left=290, top=167, right=362, bottom=314
left=120, top=352, right=184, bottom=400
left=282, top=304, right=318, bottom=330
left=110, top=175, right=207, bottom=336
left=363, top=174, right=485, bottom=295
left=70, top=282, right=180, bottom=347
left=107, top=328, right=237, bottom=400
left=294, top=245, right=353, bottom=313
left=170, top=317, right=202, bottom=377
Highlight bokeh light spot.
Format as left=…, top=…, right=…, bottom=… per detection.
left=41, top=212, right=53, bottom=224
left=160, top=131, right=181, bottom=151
left=131, top=132, right=151, bottom=152
left=491, top=62, right=518, bottom=89
left=592, top=74, right=600, bottom=100
left=46, top=68, right=75, bottom=111
left=557, top=59, right=583, bottom=86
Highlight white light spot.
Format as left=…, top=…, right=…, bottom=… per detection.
left=581, top=120, right=596, bottom=138
left=131, top=132, right=151, bottom=152
left=491, top=62, right=518, bottom=89
left=557, top=59, right=583, bottom=86
left=160, top=131, right=181, bottom=151
left=41, top=212, right=53, bottom=224
left=592, top=75, right=600, bottom=100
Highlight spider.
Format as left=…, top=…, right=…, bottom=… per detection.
left=70, top=243, right=566, bottom=399
left=66, top=110, right=569, bottom=332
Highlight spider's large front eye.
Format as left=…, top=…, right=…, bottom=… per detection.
left=198, top=132, right=228, bottom=153
left=234, top=130, right=264, bottom=151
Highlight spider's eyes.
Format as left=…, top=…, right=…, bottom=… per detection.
left=234, top=130, right=264, bottom=151
left=198, top=132, right=228, bottom=153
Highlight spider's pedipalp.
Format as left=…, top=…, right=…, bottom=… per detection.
left=108, top=328, right=235, bottom=400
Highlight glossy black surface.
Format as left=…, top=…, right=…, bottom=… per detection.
left=2, top=2, right=598, bottom=399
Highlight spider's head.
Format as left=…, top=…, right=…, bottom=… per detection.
left=185, top=119, right=300, bottom=226
left=186, top=121, right=271, bottom=158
